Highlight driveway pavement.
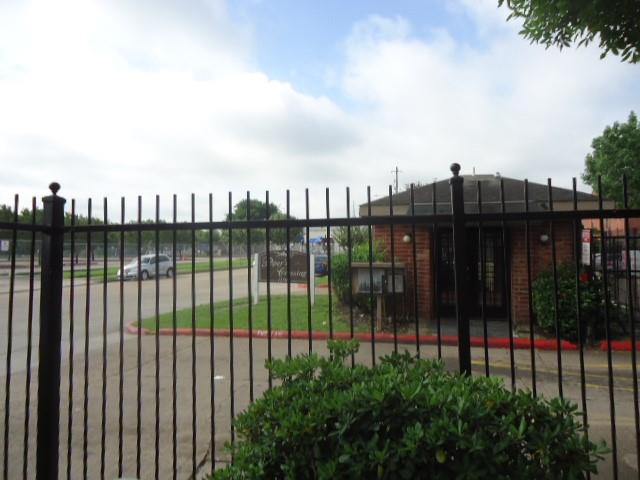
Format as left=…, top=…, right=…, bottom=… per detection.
left=1, top=265, right=640, bottom=478
left=1, top=335, right=638, bottom=479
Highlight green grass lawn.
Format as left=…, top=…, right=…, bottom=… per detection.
left=138, top=292, right=366, bottom=334
left=64, top=258, right=248, bottom=280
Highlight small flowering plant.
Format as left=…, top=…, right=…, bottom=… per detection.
left=212, top=341, right=606, bottom=479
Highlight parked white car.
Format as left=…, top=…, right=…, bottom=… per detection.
left=117, top=254, right=174, bottom=280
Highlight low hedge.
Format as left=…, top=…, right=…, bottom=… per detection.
left=531, top=265, right=612, bottom=342
left=212, top=340, right=606, bottom=479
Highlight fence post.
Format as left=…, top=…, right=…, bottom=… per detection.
left=36, top=182, right=65, bottom=480
left=449, top=164, right=471, bottom=375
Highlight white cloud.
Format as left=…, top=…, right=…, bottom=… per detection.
left=0, top=0, right=359, bottom=219
left=337, top=7, right=640, bottom=194
left=0, top=0, right=639, bottom=220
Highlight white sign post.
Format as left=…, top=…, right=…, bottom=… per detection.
left=309, top=254, right=315, bottom=306
left=0, top=240, right=9, bottom=252
left=251, top=253, right=259, bottom=305
left=581, top=229, right=591, bottom=266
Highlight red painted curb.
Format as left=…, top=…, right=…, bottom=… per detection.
left=599, top=340, right=640, bottom=351
left=126, top=322, right=579, bottom=351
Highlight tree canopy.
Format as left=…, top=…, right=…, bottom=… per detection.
left=332, top=225, right=369, bottom=248
left=582, top=111, right=640, bottom=207
left=498, top=0, right=640, bottom=63
left=223, top=198, right=303, bottom=248
left=0, top=204, right=219, bottom=254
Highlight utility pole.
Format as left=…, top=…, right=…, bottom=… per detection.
left=391, top=166, right=402, bottom=194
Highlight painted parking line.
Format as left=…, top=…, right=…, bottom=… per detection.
left=471, top=359, right=638, bottom=393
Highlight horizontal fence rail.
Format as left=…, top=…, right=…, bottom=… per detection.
left=1, top=164, right=640, bottom=479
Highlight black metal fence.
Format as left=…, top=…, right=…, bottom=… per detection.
left=1, top=164, right=640, bottom=479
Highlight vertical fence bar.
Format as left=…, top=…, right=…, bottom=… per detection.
left=346, top=187, right=355, bottom=367
left=227, top=192, right=236, bottom=449
left=622, top=175, right=640, bottom=477
left=171, top=195, right=178, bottom=479
left=572, top=179, right=590, bottom=478
left=3, top=194, right=18, bottom=480
left=477, top=181, right=489, bottom=377
left=449, top=164, right=470, bottom=375
left=499, top=179, right=516, bottom=391
left=66, top=199, right=76, bottom=480
left=326, top=188, right=334, bottom=339
left=388, top=185, right=398, bottom=352
left=410, top=185, right=420, bottom=358
left=100, top=199, right=108, bottom=480
left=154, top=196, right=160, bottom=480
left=524, top=180, right=537, bottom=396
left=286, top=190, right=292, bottom=358
left=191, top=193, right=198, bottom=478
left=265, top=192, right=273, bottom=389
left=117, top=197, right=125, bottom=478
left=22, top=198, right=36, bottom=480
left=135, top=196, right=142, bottom=479
left=36, top=183, right=65, bottom=480
left=82, top=198, right=92, bottom=480
left=432, top=181, right=442, bottom=360
left=547, top=179, right=563, bottom=399
left=208, top=193, right=216, bottom=475
left=598, top=176, right=619, bottom=479
left=305, top=189, right=312, bottom=354
left=246, top=193, right=254, bottom=402
left=22, top=197, right=36, bottom=480
left=367, top=186, right=376, bottom=365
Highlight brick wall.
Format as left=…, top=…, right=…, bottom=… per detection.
left=373, top=221, right=576, bottom=328
left=372, top=225, right=433, bottom=320
left=510, top=221, right=575, bottom=328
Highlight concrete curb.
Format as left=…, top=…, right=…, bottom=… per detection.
left=126, top=321, right=579, bottom=351
left=600, top=340, right=640, bottom=351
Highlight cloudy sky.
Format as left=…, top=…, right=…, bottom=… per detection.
left=1, top=0, right=639, bottom=220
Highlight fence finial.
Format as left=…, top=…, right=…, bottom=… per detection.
left=49, top=182, right=61, bottom=196
left=450, top=163, right=461, bottom=177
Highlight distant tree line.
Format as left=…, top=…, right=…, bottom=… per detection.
left=0, top=197, right=303, bottom=255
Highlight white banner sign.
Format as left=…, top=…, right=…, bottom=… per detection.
left=581, top=229, right=591, bottom=266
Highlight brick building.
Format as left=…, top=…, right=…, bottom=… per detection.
left=360, top=174, right=609, bottom=329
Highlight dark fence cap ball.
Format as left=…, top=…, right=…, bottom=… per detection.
left=49, top=182, right=61, bottom=195
left=450, top=163, right=461, bottom=176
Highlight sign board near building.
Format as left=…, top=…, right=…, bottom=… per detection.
left=258, top=250, right=308, bottom=284
left=0, top=240, right=9, bottom=252
left=351, top=262, right=405, bottom=295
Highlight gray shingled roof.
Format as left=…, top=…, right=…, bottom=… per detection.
left=361, top=174, right=602, bottom=215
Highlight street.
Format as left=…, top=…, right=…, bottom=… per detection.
left=0, top=266, right=290, bottom=376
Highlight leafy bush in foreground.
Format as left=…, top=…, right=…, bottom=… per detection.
left=212, top=340, right=606, bottom=479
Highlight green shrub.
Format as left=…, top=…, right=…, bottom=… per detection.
left=531, top=265, right=609, bottom=342
left=332, top=241, right=386, bottom=312
left=212, top=341, right=606, bottom=479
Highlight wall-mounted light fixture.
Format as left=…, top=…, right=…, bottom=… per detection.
left=539, top=234, right=550, bottom=245
left=402, top=234, right=412, bottom=244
